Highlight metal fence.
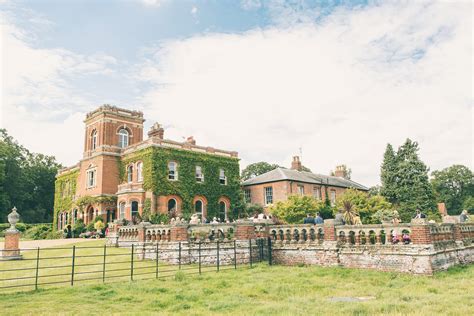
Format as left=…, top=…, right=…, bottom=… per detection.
left=0, top=238, right=272, bottom=293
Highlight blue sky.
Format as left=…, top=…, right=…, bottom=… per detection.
left=1, top=0, right=472, bottom=186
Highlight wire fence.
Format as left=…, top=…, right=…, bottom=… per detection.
left=0, top=238, right=272, bottom=293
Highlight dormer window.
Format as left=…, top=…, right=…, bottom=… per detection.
left=91, top=130, right=98, bottom=150
left=168, top=161, right=178, bottom=180
left=195, top=166, right=204, bottom=183
left=219, top=169, right=227, bottom=185
left=137, top=162, right=143, bottom=182
left=127, top=165, right=133, bottom=183
left=118, top=128, right=129, bottom=148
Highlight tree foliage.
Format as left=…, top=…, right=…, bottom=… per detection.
left=269, top=195, right=328, bottom=224
left=0, top=129, right=61, bottom=223
left=241, top=162, right=282, bottom=180
left=380, top=139, right=437, bottom=222
left=431, top=165, right=474, bottom=215
left=335, top=188, right=392, bottom=224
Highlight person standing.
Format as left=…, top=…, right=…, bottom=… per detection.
left=413, top=209, right=426, bottom=219
left=304, top=214, right=315, bottom=224
left=460, top=210, right=470, bottom=223
left=314, top=213, right=324, bottom=224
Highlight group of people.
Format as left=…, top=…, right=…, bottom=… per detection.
left=303, top=213, right=324, bottom=225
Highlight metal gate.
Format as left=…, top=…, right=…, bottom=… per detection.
left=254, top=237, right=272, bottom=265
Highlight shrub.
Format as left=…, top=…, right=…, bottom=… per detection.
left=94, top=220, right=105, bottom=231
left=245, top=203, right=264, bottom=217
left=15, top=222, right=27, bottom=232
left=73, top=219, right=85, bottom=237
left=149, top=213, right=170, bottom=224
left=269, top=195, right=327, bottom=224
left=86, top=222, right=95, bottom=232
left=23, top=224, right=52, bottom=240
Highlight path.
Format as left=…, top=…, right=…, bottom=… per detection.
left=0, top=238, right=100, bottom=250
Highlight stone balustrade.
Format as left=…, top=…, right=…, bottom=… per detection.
left=268, top=224, right=324, bottom=243
left=116, top=182, right=145, bottom=194
left=335, top=224, right=412, bottom=245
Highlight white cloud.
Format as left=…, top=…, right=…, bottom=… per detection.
left=191, top=6, right=198, bottom=15
left=240, top=0, right=262, bottom=11
left=137, top=1, right=472, bottom=186
left=0, top=11, right=116, bottom=165
left=140, top=0, right=163, bottom=8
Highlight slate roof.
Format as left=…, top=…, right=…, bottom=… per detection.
left=242, top=167, right=368, bottom=191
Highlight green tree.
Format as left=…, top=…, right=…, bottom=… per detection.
left=335, top=188, right=392, bottom=224
left=462, top=197, right=474, bottom=213
left=380, top=144, right=398, bottom=203
left=269, top=195, right=326, bottom=224
left=241, top=162, right=282, bottom=180
left=431, top=165, right=474, bottom=215
left=380, top=139, right=437, bottom=222
left=0, top=129, right=61, bottom=223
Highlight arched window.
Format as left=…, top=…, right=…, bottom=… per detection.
left=91, top=130, right=98, bottom=150
left=219, top=201, right=227, bottom=222
left=119, top=202, right=126, bottom=219
left=168, top=161, right=178, bottom=180
left=118, top=128, right=129, bottom=148
left=195, top=200, right=203, bottom=218
left=127, top=165, right=133, bottom=183
left=131, top=201, right=139, bottom=219
left=168, top=198, right=177, bottom=215
left=137, top=162, right=143, bottom=182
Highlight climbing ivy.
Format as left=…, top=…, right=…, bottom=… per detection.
left=53, top=169, right=79, bottom=229
left=121, top=146, right=244, bottom=219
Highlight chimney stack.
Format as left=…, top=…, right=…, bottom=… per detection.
left=291, top=156, right=302, bottom=171
left=334, top=165, right=345, bottom=178
left=148, top=123, right=164, bottom=139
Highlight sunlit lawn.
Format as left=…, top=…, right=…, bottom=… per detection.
left=0, top=240, right=473, bottom=315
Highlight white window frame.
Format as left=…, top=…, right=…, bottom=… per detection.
left=219, top=169, right=227, bottom=185
left=195, top=166, right=204, bottom=183
left=297, top=185, right=305, bottom=195
left=127, top=165, right=133, bottom=183
left=137, top=162, right=143, bottom=182
left=330, top=190, right=336, bottom=206
left=86, top=169, right=97, bottom=188
left=118, top=128, right=129, bottom=148
left=264, top=187, right=273, bottom=205
left=168, top=161, right=178, bottom=181
left=244, top=189, right=251, bottom=203
left=313, top=186, right=321, bottom=200
left=119, top=202, right=126, bottom=219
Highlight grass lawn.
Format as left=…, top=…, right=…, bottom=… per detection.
left=0, top=241, right=473, bottom=315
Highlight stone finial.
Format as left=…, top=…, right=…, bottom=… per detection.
left=7, top=207, right=20, bottom=232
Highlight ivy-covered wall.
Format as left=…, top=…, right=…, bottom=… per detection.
left=53, top=169, right=79, bottom=229
left=121, top=146, right=243, bottom=219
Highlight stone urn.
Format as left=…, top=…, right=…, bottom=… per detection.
left=7, top=207, right=20, bottom=232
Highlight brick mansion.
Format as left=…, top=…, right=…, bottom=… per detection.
left=54, top=105, right=367, bottom=230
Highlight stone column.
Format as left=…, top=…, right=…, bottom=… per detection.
left=1, top=207, right=23, bottom=260
left=410, top=219, right=432, bottom=245
left=170, top=224, right=189, bottom=241
left=235, top=220, right=255, bottom=240
left=323, top=219, right=337, bottom=242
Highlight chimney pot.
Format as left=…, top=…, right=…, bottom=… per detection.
left=291, top=156, right=302, bottom=171
left=148, top=123, right=164, bottom=139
